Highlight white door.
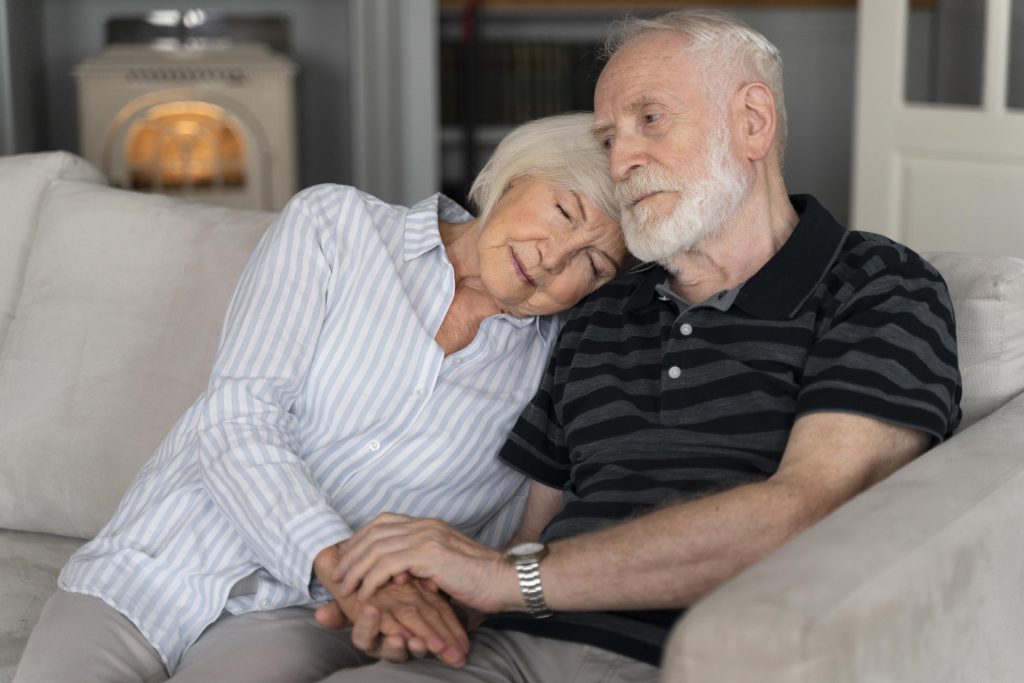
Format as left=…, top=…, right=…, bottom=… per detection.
left=851, top=0, right=1024, bottom=257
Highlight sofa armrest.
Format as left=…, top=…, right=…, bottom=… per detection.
left=661, top=391, right=1024, bottom=683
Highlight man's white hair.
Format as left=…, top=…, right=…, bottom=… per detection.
left=604, top=9, right=788, bottom=159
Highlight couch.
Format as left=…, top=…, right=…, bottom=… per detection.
left=1, top=151, right=1022, bottom=682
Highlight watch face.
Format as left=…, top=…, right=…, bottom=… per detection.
left=509, top=542, right=545, bottom=558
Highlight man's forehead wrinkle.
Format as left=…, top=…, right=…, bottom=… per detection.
left=595, top=94, right=660, bottom=126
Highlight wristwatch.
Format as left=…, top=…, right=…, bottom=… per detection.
left=506, top=541, right=552, bottom=619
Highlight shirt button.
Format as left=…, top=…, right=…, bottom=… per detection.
left=260, top=600, right=269, bottom=609
left=680, top=323, right=693, bottom=336
left=368, top=440, right=381, bottom=452
left=668, top=366, right=682, bottom=379
left=414, top=387, right=426, bottom=397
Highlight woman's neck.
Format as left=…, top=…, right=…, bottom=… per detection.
left=436, top=219, right=502, bottom=355
left=440, top=219, right=480, bottom=282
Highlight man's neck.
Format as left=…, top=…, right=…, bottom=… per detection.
left=662, top=189, right=799, bottom=305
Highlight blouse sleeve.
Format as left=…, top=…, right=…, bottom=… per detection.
left=196, top=187, right=352, bottom=593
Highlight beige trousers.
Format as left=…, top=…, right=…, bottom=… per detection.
left=16, top=590, right=661, bottom=683
left=14, top=590, right=371, bottom=683
left=317, top=627, right=661, bottom=683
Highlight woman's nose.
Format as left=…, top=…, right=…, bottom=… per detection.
left=540, top=233, right=585, bottom=273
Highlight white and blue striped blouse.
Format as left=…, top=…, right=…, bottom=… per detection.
left=59, top=185, right=558, bottom=672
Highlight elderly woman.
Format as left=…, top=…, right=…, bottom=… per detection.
left=15, top=113, right=625, bottom=683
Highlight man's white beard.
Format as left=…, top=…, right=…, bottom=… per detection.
left=616, top=124, right=751, bottom=264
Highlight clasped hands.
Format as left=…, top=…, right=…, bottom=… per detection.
left=313, top=513, right=518, bottom=669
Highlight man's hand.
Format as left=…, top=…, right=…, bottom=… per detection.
left=314, top=544, right=470, bottom=667
left=331, top=513, right=521, bottom=615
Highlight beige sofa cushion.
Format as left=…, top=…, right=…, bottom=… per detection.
left=0, top=179, right=274, bottom=539
left=0, top=152, right=104, bottom=348
left=925, top=251, right=1024, bottom=431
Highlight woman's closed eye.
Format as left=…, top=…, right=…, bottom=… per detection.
left=587, top=248, right=620, bottom=280
left=555, top=202, right=572, bottom=222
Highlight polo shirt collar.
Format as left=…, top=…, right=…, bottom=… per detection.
left=734, top=194, right=846, bottom=319
left=623, top=195, right=847, bottom=320
left=623, top=263, right=666, bottom=312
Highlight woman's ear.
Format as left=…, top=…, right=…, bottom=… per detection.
left=736, top=81, right=776, bottom=162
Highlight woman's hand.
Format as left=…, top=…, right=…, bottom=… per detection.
left=331, top=513, right=521, bottom=616
left=314, top=544, right=470, bottom=667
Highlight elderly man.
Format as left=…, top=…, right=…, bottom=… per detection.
left=319, top=9, right=962, bottom=682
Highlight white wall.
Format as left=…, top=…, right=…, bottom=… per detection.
left=727, top=8, right=858, bottom=224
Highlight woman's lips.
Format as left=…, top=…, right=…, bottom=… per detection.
left=509, top=247, right=537, bottom=286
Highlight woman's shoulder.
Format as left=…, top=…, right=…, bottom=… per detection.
left=286, top=183, right=398, bottom=218
left=277, top=184, right=413, bottom=243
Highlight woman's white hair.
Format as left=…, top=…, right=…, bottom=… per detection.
left=468, top=112, right=619, bottom=227
left=604, top=10, right=788, bottom=157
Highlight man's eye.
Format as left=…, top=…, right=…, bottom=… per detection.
left=643, top=113, right=660, bottom=124
left=601, top=136, right=614, bottom=150
left=556, top=203, right=572, bottom=221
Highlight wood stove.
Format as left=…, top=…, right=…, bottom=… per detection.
left=75, top=42, right=297, bottom=210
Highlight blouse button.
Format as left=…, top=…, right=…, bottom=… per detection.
left=368, top=440, right=381, bottom=452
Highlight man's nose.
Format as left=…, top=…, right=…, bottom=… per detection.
left=608, top=134, right=648, bottom=182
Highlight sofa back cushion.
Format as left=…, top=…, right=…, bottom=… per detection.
left=925, top=251, right=1024, bottom=432
left=0, top=177, right=274, bottom=538
left=0, top=152, right=105, bottom=348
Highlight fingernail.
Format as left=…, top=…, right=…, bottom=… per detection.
left=444, top=647, right=466, bottom=667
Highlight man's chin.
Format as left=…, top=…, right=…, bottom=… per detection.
left=623, top=232, right=683, bottom=264
left=623, top=218, right=708, bottom=264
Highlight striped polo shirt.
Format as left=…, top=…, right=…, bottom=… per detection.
left=489, top=194, right=962, bottom=665
left=60, top=185, right=558, bottom=672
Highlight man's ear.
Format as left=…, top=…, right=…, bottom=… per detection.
left=735, top=81, right=776, bottom=162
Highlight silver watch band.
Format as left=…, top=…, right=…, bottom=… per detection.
left=513, top=557, right=552, bottom=619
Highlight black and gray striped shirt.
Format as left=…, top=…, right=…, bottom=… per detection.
left=489, top=194, right=962, bottom=665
